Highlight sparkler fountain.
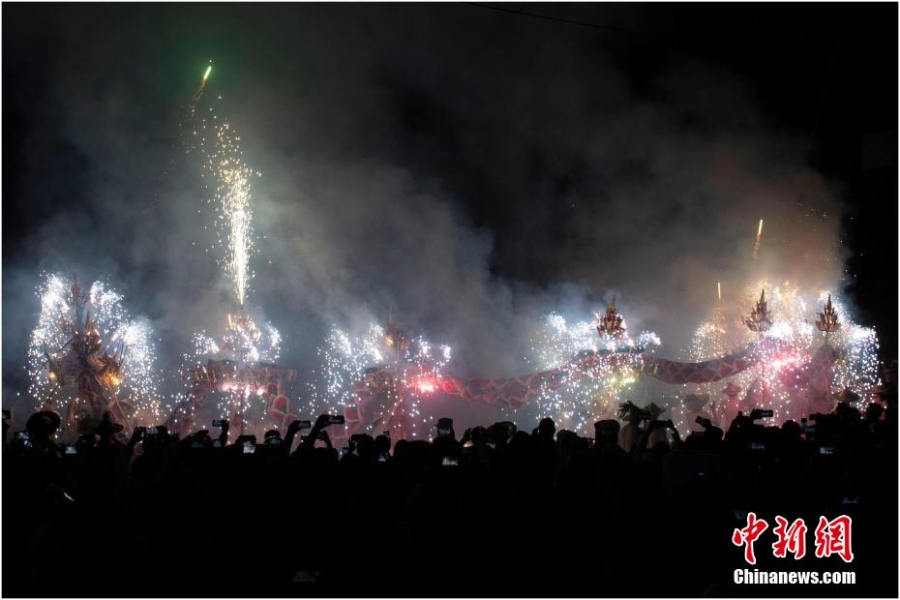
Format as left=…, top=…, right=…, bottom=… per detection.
left=166, top=72, right=296, bottom=438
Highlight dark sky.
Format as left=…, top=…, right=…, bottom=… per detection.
left=2, top=3, right=897, bottom=416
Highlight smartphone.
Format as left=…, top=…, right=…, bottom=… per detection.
left=326, top=415, right=345, bottom=426
left=341, top=446, right=351, bottom=456
left=378, top=452, right=388, bottom=462
left=16, top=432, right=32, bottom=447
left=841, top=495, right=859, bottom=505
left=438, top=427, right=452, bottom=437
left=748, top=441, right=765, bottom=451
left=818, top=445, right=835, bottom=455
left=695, top=416, right=711, bottom=428
left=147, top=427, right=158, bottom=435
left=243, top=443, right=256, bottom=454
left=64, top=445, right=77, bottom=455
left=266, top=437, right=282, bottom=446
left=757, top=409, right=774, bottom=419
left=442, top=456, right=459, bottom=467
left=296, top=420, right=312, bottom=430
left=212, top=419, right=226, bottom=428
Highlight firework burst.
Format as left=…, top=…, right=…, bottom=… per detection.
left=527, top=312, right=661, bottom=434
left=678, top=280, right=881, bottom=433
left=26, top=273, right=161, bottom=430
left=308, top=321, right=452, bottom=439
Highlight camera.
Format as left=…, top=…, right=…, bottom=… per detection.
left=326, top=415, right=345, bottom=426
left=695, top=416, right=712, bottom=428
left=212, top=419, right=227, bottom=428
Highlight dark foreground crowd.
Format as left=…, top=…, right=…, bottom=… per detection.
left=3, top=387, right=898, bottom=598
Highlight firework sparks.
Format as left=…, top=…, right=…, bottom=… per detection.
left=195, top=91, right=260, bottom=306
left=172, top=310, right=285, bottom=437
left=679, top=280, right=881, bottom=434
left=308, top=322, right=452, bottom=438
left=26, top=274, right=161, bottom=428
left=527, top=312, right=661, bottom=434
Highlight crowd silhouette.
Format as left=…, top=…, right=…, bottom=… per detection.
left=2, top=372, right=897, bottom=598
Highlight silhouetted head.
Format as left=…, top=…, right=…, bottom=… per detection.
left=26, top=410, right=61, bottom=441
left=469, top=426, right=487, bottom=445
left=781, top=420, right=802, bottom=439
left=594, top=419, right=620, bottom=446
left=94, top=412, right=123, bottom=442
left=864, top=402, right=884, bottom=422
left=436, top=417, right=455, bottom=440
left=537, top=417, right=556, bottom=437
left=374, top=434, right=391, bottom=454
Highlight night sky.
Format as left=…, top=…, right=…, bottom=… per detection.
left=3, top=4, right=897, bottom=422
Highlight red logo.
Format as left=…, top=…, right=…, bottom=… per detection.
left=732, top=512, right=769, bottom=565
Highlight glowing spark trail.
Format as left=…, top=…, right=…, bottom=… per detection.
left=753, top=219, right=764, bottom=262
left=187, top=61, right=213, bottom=118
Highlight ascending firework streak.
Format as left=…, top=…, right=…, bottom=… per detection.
left=187, top=62, right=213, bottom=118
left=752, top=219, right=764, bottom=263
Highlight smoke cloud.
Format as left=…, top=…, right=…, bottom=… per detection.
left=2, top=5, right=860, bottom=429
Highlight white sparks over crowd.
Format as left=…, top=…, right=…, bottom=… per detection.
left=26, top=273, right=161, bottom=427
left=307, top=322, right=452, bottom=437
left=526, top=312, right=662, bottom=435
left=674, top=279, right=881, bottom=434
